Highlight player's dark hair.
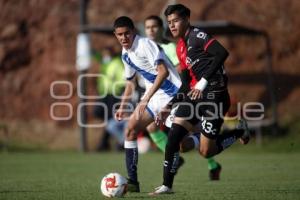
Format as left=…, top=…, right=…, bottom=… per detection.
left=114, top=16, right=135, bottom=30
left=144, top=15, right=163, bottom=27
left=164, top=4, right=190, bottom=18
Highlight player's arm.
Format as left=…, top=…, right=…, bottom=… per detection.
left=115, top=55, right=137, bottom=121
left=138, top=61, right=169, bottom=115
left=188, top=32, right=228, bottom=100
left=193, top=39, right=229, bottom=92
left=146, top=61, right=169, bottom=100
left=115, top=76, right=136, bottom=121
left=119, top=78, right=136, bottom=109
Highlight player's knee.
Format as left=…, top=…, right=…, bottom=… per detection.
left=124, top=127, right=137, bottom=141
left=146, top=122, right=158, bottom=133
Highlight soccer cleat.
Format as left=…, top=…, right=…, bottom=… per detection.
left=126, top=179, right=140, bottom=193
left=209, top=163, right=222, bottom=181
left=237, top=119, right=250, bottom=145
left=149, top=185, right=173, bottom=195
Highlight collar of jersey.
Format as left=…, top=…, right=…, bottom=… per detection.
left=184, top=26, right=193, bottom=42
left=123, top=34, right=139, bottom=53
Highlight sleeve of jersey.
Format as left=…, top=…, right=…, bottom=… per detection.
left=121, top=56, right=136, bottom=81
left=190, top=33, right=228, bottom=91
left=202, top=39, right=228, bottom=80
left=143, top=39, right=166, bottom=67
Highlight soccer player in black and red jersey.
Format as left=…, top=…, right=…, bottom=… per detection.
left=150, top=4, right=250, bottom=195
left=144, top=15, right=222, bottom=181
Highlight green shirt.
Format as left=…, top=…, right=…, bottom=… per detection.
left=95, top=56, right=125, bottom=96
left=160, top=42, right=179, bottom=66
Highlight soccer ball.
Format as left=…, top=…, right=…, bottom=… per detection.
left=100, top=173, right=128, bottom=198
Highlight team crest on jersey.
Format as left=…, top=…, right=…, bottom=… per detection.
left=186, top=57, right=192, bottom=68
left=186, top=56, right=200, bottom=69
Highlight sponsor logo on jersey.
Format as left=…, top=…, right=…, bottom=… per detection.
left=186, top=57, right=200, bottom=69
left=197, top=32, right=207, bottom=39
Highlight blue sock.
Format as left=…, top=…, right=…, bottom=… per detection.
left=124, top=140, right=138, bottom=183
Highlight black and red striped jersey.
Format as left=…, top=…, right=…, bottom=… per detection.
left=176, top=26, right=228, bottom=91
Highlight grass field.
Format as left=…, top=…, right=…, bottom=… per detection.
left=0, top=148, right=300, bottom=200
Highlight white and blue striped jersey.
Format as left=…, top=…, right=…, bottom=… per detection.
left=121, top=35, right=182, bottom=97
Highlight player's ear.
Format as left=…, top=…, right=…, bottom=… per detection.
left=113, top=30, right=118, bottom=38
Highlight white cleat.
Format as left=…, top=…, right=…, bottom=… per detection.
left=149, top=185, right=173, bottom=196
left=237, top=119, right=250, bottom=145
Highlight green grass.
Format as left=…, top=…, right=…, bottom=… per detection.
left=0, top=150, right=300, bottom=200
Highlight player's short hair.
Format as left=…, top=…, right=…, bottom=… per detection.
left=164, top=4, right=190, bottom=18
left=144, top=15, right=163, bottom=27
left=113, top=16, right=135, bottom=30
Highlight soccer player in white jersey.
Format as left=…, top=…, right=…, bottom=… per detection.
left=113, top=16, right=182, bottom=192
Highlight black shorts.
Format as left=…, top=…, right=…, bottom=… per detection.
left=174, top=90, right=230, bottom=139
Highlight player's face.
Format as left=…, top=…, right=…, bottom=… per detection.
left=144, top=19, right=162, bottom=41
left=114, top=27, right=135, bottom=50
left=167, top=13, right=189, bottom=38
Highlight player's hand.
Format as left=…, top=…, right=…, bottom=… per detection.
left=115, top=108, right=124, bottom=121
left=188, top=88, right=202, bottom=100
left=155, top=107, right=170, bottom=126
left=137, top=97, right=149, bottom=118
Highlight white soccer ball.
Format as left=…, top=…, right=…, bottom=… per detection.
left=100, top=173, right=128, bottom=198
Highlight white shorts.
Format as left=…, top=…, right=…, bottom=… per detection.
left=144, top=92, right=174, bottom=119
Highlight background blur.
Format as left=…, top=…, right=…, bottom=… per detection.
left=0, top=0, right=300, bottom=151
